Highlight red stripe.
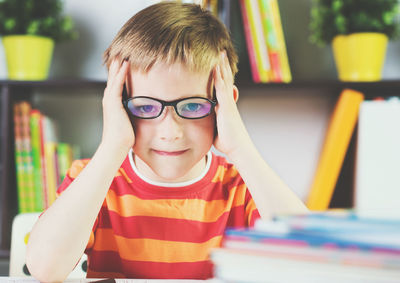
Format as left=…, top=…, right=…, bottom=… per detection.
left=88, top=250, right=213, bottom=279
left=226, top=204, right=248, bottom=228
left=110, top=174, right=246, bottom=201
left=249, top=208, right=261, bottom=227
left=96, top=208, right=248, bottom=242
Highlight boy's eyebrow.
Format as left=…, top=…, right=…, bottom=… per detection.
left=132, top=93, right=210, bottom=100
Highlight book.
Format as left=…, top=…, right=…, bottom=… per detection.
left=259, top=0, right=283, bottom=82
left=44, top=142, right=58, bottom=207
left=243, top=0, right=271, bottom=82
left=29, top=110, right=45, bottom=211
left=211, top=211, right=400, bottom=282
left=355, top=98, right=400, bottom=219
left=307, top=89, right=364, bottom=210
left=19, top=101, right=35, bottom=212
left=13, top=102, right=28, bottom=213
left=42, top=115, right=59, bottom=208
left=268, top=0, right=291, bottom=82
left=239, top=0, right=261, bottom=83
left=212, top=247, right=400, bottom=283
left=38, top=113, right=49, bottom=209
left=57, top=143, right=73, bottom=183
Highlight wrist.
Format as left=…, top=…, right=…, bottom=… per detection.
left=226, top=137, right=257, bottom=165
left=98, top=140, right=131, bottom=160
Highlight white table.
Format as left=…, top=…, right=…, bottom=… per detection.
left=0, top=278, right=220, bottom=283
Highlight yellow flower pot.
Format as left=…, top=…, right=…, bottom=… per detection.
left=2, top=35, right=54, bottom=80
left=332, top=33, right=388, bottom=82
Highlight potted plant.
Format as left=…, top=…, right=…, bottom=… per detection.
left=0, top=0, right=78, bottom=80
left=309, top=0, right=400, bottom=81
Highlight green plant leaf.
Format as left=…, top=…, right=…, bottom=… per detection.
left=0, top=0, right=77, bottom=42
left=309, top=0, right=400, bottom=46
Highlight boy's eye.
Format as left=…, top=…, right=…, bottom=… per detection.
left=181, top=103, right=202, bottom=112
left=178, top=100, right=212, bottom=118
left=138, top=105, right=157, bottom=113
left=129, top=102, right=162, bottom=118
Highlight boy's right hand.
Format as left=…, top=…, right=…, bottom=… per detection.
left=101, top=59, right=134, bottom=153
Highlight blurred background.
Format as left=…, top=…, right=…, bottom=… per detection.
left=1, top=0, right=400, bottom=275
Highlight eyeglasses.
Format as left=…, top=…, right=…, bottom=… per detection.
left=123, top=96, right=217, bottom=119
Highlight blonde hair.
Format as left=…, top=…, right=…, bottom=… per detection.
left=103, top=1, right=238, bottom=77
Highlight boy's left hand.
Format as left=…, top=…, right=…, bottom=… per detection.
left=213, top=51, right=252, bottom=158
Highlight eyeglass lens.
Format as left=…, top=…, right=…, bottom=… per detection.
left=126, top=97, right=213, bottom=119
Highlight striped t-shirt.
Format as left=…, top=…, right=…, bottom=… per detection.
left=57, top=151, right=260, bottom=279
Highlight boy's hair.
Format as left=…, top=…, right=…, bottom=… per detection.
left=103, top=1, right=238, bottom=77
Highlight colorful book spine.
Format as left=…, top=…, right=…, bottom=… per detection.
left=239, top=0, right=261, bottom=83
left=19, top=101, right=35, bottom=212
left=13, top=103, right=28, bottom=213
left=57, top=143, right=73, bottom=183
left=38, top=114, right=49, bottom=209
left=258, top=0, right=282, bottom=82
left=267, top=0, right=291, bottom=82
left=30, top=110, right=45, bottom=211
left=244, top=0, right=271, bottom=82
left=222, top=239, right=400, bottom=269
left=44, top=142, right=58, bottom=207
left=307, top=89, right=365, bottom=210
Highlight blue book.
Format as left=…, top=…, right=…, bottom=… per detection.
left=225, top=211, right=400, bottom=252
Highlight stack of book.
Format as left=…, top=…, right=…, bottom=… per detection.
left=14, top=101, right=80, bottom=213
left=239, top=0, right=291, bottom=83
left=211, top=211, right=400, bottom=282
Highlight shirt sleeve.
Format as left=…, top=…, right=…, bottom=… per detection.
left=244, top=189, right=261, bottom=227
left=57, top=159, right=97, bottom=253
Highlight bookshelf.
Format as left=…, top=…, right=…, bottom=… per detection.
left=0, top=79, right=105, bottom=258
left=1, top=79, right=400, bottom=257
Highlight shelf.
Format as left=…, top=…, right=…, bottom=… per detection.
left=235, top=79, right=400, bottom=98
left=1, top=78, right=400, bottom=98
left=0, top=78, right=106, bottom=88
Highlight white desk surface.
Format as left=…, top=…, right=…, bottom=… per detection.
left=0, top=278, right=220, bottom=282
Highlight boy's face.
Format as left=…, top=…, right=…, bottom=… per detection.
left=126, top=62, right=215, bottom=182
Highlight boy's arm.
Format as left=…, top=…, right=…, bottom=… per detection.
left=213, top=51, right=308, bottom=220
left=26, top=59, right=133, bottom=283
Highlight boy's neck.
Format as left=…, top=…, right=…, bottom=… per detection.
left=130, top=150, right=210, bottom=185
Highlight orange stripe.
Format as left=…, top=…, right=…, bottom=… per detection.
left=115, top=168, right=132, bottom=183
left=92, top=228, right=223, bottom=262
left=245, top=198, right=258, bottom=224
left=86, top=231, right=95, bottom=250
left=106, top=183, right=247, bottom=222
left=67, top=159, right=132, bottom=183
left=211, top=165, right=239, bottom=184
left=67, top=159, right=90, bottom=178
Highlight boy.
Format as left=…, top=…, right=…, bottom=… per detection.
left=26, top=2, right=307, bottom=281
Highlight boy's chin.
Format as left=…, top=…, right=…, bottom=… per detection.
left=150, top=164, right=195, bottom=183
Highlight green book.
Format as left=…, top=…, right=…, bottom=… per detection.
left=57, top=143, right=72, bottom=184
left=30, top=109, right=45, bottom=212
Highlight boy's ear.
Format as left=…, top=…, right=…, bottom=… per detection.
left=233, top=85, right=239, bottom=103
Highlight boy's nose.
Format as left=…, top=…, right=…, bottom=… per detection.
left=158, top=106, right=184, bottom=141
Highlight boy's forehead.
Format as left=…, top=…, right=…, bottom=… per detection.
left=129, top=62, right=215, bottom=99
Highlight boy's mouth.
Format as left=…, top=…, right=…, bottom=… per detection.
left=153, top=149, right=188, bottom=156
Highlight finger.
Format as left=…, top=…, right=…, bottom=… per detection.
left=220, top=50, right=233, bottom=85
left=218, top=52, right=225, bottom=81
left=107, top=59, right=120, bottom=85
left=111, top=60, right=130, bottom=99
left=213, top=64, right=228, bottom=104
